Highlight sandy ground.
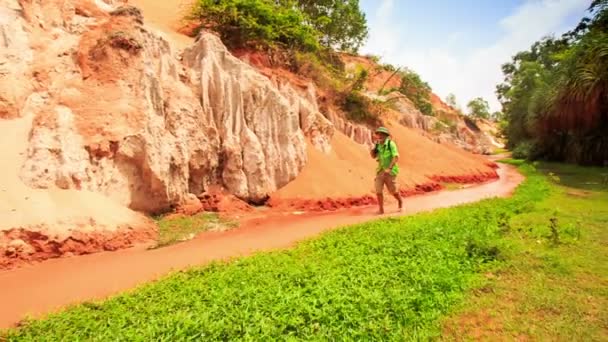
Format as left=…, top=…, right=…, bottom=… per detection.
left=275, top=133, right=380, bottom=199
left=274, top=122, right=498, bottom=201
left=0, top=160, right=523, bottom=328
left=0, top=116, right=151, bottom=237
left=129, top=0, right=194, bottom=49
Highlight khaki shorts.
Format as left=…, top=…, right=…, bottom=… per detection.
left=375, top=172, right=398, bottom=195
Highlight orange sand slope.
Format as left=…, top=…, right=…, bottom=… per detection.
left=129, top=0, right=194, bottom=48
left=273, top=121, right=497, bottom=201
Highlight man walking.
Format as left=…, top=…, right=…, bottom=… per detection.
left=371, top=127, right=403, bottom=214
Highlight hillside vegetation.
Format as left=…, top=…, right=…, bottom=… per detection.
left=497, top=0, right=608, bottom=165
left=190, top=0, right=367, bottom=53
left=188, top=0, right=439, bottom=124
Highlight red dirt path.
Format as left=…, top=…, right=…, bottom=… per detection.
left=0, top=160, right=523, bottom=329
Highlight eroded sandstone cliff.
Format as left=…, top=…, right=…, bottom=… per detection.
left=0, top=0, right=501, bottom=268
left=7, top=0, right=334, bottom=214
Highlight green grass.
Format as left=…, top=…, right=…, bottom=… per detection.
left=536, top=161, right=608, bottom=192
left=3, top=164, right=548, bottom=340
left=492, top=147, right=509, bottom=155
left=442, top=160, right=608, bottom=340
left=3, top=162, right=606, bottom=340
left=153, top=213, right=236, bottom=248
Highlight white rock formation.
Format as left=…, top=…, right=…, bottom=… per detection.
left=9, top=1, right=335, bottom=212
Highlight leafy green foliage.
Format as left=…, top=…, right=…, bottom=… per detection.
left=445, top=93, right=458, bottom=108
left=351, top=68, right=368, bottom=91
left=398, top=68, right=434, bottom=116
left=3, top=166, right=551, bottom=340
left=444, top=162, right=608, bottom=340
left=490, top=111, right=504, bottom=121
left=292, top=50, right=345, bottom=91
left=512, top=141, right=536, bottom=160
left=340, top=68, right=387, bottom=125
left=433, top=118, right=457, bottom=134
left=191, top=0, right=320, bottom=51
left=380, top=63, right=398, bottom=72
left=366, top=54, right=381, bottom=63
left=289, top=0, right=368, bottom=53
left=497, top=4, right=608, bottom=165
left=342, top=91, right=384, bottom=125
left=191, top=0, right=368, bottom=53
left=466, top=97, right=491, bottom=120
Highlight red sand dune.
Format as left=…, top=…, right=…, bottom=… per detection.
left=271, top=121, right=498, bottom=210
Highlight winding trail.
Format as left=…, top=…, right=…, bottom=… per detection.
left=0, top=159, right=523, bottom=329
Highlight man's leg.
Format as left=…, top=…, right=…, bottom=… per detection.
left=374, top=174, right=385, bottom=214
left=387, top=175, right=403, bottom=212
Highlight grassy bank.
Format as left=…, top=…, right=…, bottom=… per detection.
left=443, top=161, right=608, bottom=340
left=4, top=162, right=607, bottom=340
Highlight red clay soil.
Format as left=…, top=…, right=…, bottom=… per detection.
left=129, top=0, right=194, bottom=49
left=0, top=226, right=157, bottom=271
left=0, top=161, right=523, bottom=329
left=267, top=182, right=445, bottom=213
left=197, top=188, right=254, bottom=215
left=341, top=54, right=402, bottom=92
left=430, top=171, right=499, bottom=184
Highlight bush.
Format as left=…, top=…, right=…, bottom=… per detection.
left=398, top=68, right=434, bottom=116
left=342, top=91, right=384, bottom=125
left=381, top=63, right=397, bottom=72
left=351, top=68, right=368, bottom=91
left=191, top=0, right=368, bottom=53
left=512, top=141, right=536, bottom=160
left=292, top=51, right=345, bottom=91
left=436, top=118, right=457, bottom=134
left=290, top=0, right=368, bottom=53
left=191, top=0, right=320, bottom=51
left=365, top=54, right=381, bottom=63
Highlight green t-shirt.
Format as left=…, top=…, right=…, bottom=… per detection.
left=375, top=138, right=400, bottom=175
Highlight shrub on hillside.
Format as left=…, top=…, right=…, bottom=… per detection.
left=292, top=51, right=345, bottom=91
left=398, top=69, right=434, bottom=116
left=381, top=63, right=397, bottom=72
left=191, top=0, right=368, bottom=53
left=342, top=91, right=384, bottom=126
left=286, top=0, right=368, bottom=53
left=191, top=0, right=320, bottom=51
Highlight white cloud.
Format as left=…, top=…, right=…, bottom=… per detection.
left=362, top=0, right=589, bottom=112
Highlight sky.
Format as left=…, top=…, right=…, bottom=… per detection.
left=359, top=0, right=591, bottom=112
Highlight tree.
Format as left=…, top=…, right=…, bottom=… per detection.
left=192, top=0, right=320, bottom=51
left=495, top=1, right=608, bottom=165
left=398, top=68, right=434, bottom=116
left=192, top=0, right=369, bottom=53
left=467, top=97, right=491, bottom=120
left=286, top=0, right=369, bottom=53
left=445, top=93, right=457, bottom=108
left=490, top=111, right=504, bottom=121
